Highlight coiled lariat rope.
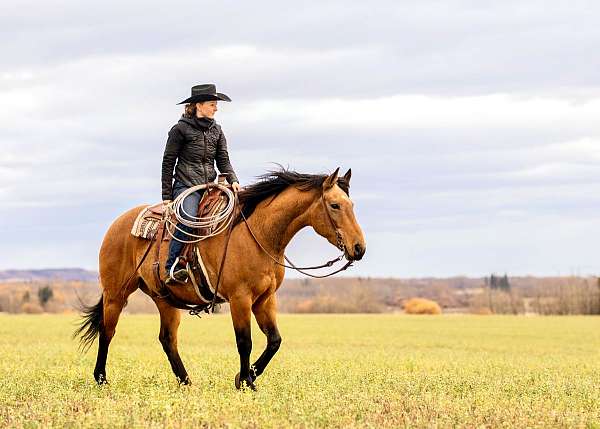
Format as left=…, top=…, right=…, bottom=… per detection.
left=165, top=183, right=236, bottom=243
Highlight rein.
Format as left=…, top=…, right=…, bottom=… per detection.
left=240, top=192, right=354, bottom=278
left=207, top=192, right=238, bottom=312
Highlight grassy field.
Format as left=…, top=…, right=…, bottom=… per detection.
left=0, top=313, right=599, bottom=428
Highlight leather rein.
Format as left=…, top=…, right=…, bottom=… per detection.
left=240, top=191, right=354, bottom=278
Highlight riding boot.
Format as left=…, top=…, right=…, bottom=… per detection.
left=165, top=225, right=192, bottom=284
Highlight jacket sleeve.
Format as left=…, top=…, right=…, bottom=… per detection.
left=161, top=125, right=183, bottom=200
left=215, top=128, right=239, bottom=184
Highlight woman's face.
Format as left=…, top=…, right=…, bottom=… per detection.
left=196, top=101, right=218, bottom=118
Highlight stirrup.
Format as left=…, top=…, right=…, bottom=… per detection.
left=168, top=257, right=189, bottom=283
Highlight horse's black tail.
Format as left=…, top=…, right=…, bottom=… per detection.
left=73, top=295, right=104, bottom=353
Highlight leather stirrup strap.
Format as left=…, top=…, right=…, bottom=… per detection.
left=152, top=222, right=168, bottom=295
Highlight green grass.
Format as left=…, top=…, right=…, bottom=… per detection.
left=0, top=313, right=599, bottom=428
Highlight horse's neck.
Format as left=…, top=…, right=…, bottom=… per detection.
left=247, top=187, right=318, bottom=255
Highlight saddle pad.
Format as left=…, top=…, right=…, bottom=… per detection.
left=131, top=204, right=162, bottom=240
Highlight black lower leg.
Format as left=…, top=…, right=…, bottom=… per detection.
left=93, top=332, right=109, bottom=384
left=252, top=329, right=281, bottom=378
left=235, top=326, right=254, bottom=389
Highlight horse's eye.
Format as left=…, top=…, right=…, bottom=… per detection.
left=330, top=203, right=340, bottom=210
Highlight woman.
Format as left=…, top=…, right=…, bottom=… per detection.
left=161, top=84, right=241, bottom=283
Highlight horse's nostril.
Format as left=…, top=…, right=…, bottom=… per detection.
left=354, top=243, right=363, bottom=256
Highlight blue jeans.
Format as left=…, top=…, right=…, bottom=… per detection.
left=166, top=181, right=205, bottom=272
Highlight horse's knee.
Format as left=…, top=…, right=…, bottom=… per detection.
left=159, top=330, right=174, bottom=351
left=268, top=332, right=281, bottom=352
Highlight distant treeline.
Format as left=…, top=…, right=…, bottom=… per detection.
left=0, top=275, right=599, bottom=315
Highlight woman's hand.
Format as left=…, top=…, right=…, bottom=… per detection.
left=232, top=182, right=241, bottom=193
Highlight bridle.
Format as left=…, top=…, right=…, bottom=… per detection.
left=240, top=189, right=355, bottom=278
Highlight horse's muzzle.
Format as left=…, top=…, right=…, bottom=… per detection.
left=347, top=243, right=365, bottom=261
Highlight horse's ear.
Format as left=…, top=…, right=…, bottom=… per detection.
left=343, top=168, right=352, bottom=184
left=323, top=167, right=340, bottom=190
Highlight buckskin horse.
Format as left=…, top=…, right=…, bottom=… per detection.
left=75, top=167, right=366, bottom=389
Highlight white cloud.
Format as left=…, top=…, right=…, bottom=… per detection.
left=2, top=1, right=600, bottom=275
left=236, top=94, right=600, bottom=133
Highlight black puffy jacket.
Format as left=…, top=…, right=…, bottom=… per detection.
left=161, top=116, right=239, bottom=200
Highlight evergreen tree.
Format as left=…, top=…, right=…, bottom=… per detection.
left=38, top=286, right=53, bottom=306
left=500, top=274, right=511, bottom=291
left=490, top=274, right=498, bottom=289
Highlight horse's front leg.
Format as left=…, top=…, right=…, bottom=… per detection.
left=230, top=295, right=255, bottom=390
left=251, top=295, right=281, bottom=380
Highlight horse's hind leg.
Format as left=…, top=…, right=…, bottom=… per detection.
left=152, top=297, right=191, bottom=385
left=93, top=281, right=135, bottom=384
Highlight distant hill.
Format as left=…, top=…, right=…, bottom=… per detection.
left=0, top=268, right=98, bottom=282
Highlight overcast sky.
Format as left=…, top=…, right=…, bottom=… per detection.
left=2, top=1, right=600, bottom=277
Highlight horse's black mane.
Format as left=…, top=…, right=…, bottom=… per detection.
left=236, top=168, right=349, bottom=222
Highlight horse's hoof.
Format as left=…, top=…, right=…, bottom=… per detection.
left=235, top=373, right=256, bottom=391
left=95, top=374, right=108, bottom=385
left=178, top=376, right=192, bottom=386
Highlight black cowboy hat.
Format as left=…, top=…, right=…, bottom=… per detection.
left=177, top=84, right=232, bottom=104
